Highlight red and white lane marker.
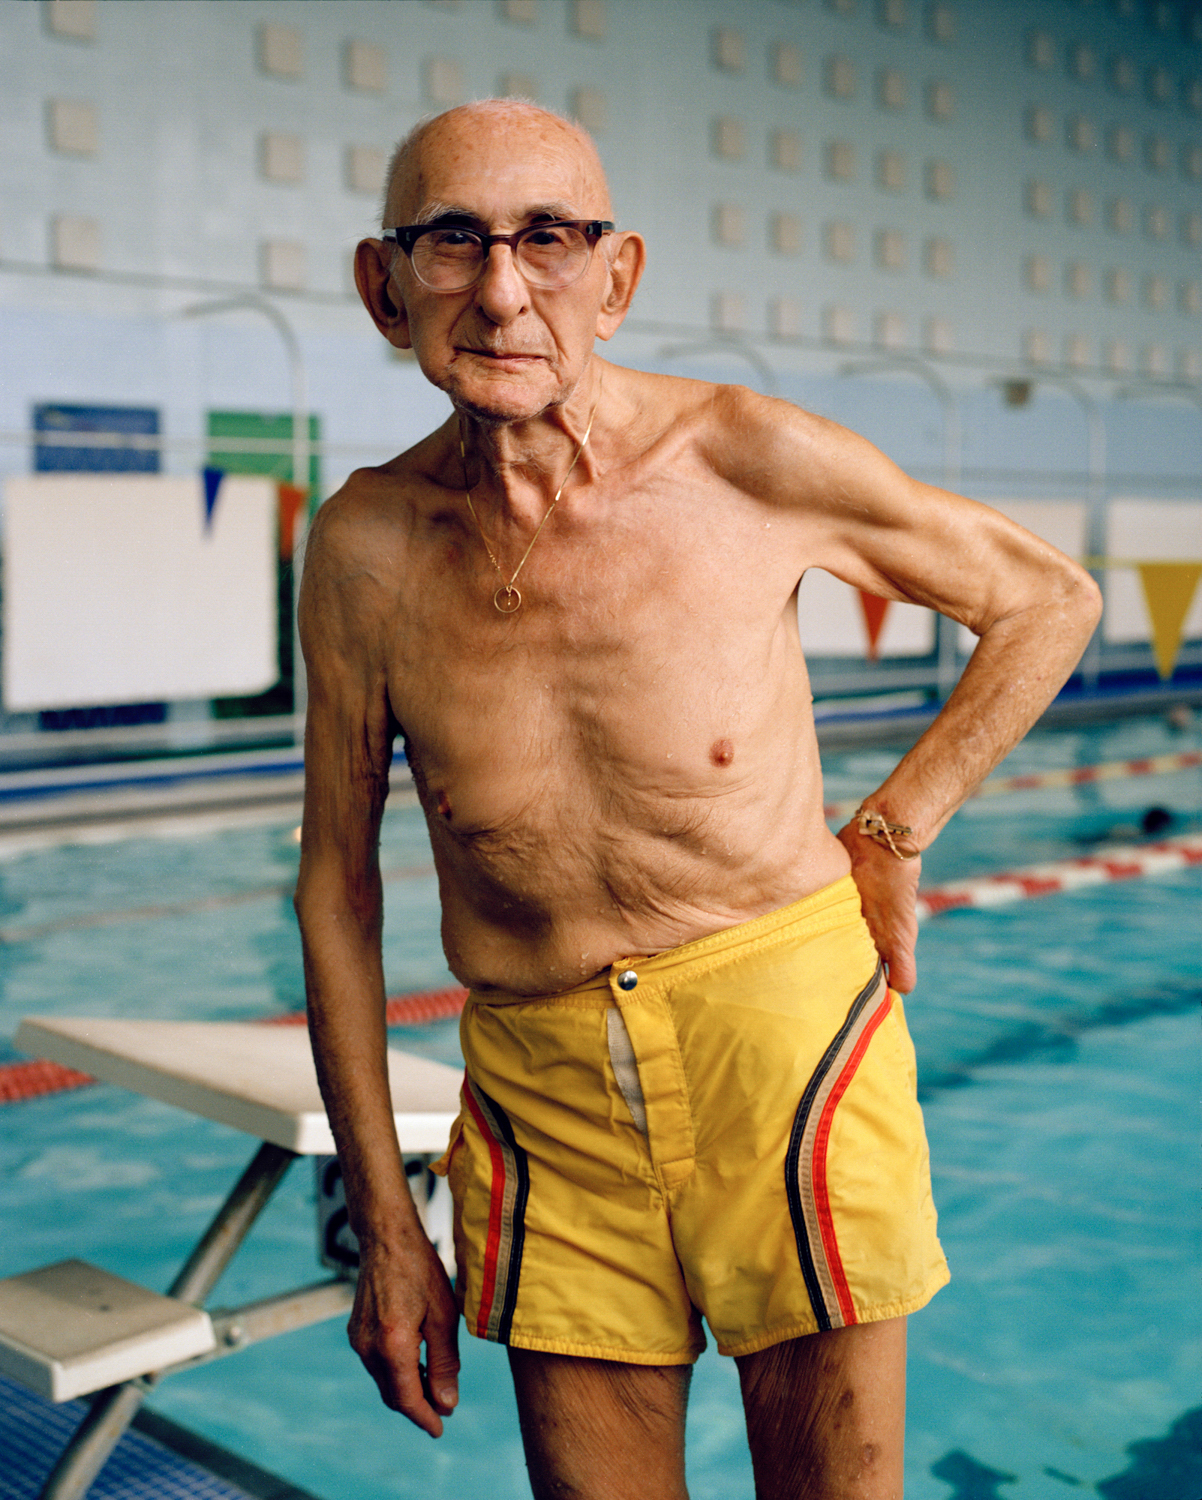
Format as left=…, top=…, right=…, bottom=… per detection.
left=916, top=832, right=1202, bottom=921
left=0, top=1058, right=93, bottom=1105
left=258, top=986, right=468, bottom=1030
left=824, top=749, right=1202, bottom=823
left=975, top=749, right=1202, bottom=799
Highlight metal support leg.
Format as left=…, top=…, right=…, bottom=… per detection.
left=163, top=1142, right=297, bottom=1304
left=37, top=1141, right=297, bottom=1500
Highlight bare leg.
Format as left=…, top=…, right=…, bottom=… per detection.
left=508, top=1347, right=692, bottom=1500
left=736, top=1317, right=907, bottom=1500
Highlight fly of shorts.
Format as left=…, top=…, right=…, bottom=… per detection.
left=432, top=875, right=950, bottom=1365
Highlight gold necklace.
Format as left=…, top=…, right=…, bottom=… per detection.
left=458, top=374, right=602, bottom=614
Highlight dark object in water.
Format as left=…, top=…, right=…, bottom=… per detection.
left=1096, top=1406, right=1202, bottom=1500
left=930, top=1450, right=1017, bottom=1500
left=1140, top=805, right=1173, bottom=835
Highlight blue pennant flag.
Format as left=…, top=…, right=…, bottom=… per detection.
left=202, top=466, right=224, bottom=533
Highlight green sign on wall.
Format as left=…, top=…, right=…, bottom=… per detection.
left=205, top=410, right=321, bottom=719
left=206, top=410, right=321, bottom=499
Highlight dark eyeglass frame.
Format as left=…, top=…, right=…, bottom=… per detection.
left=381, top=219, right=616, bottom=288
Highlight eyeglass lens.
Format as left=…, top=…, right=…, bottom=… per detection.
left=411, top=224, right=593, bottom=291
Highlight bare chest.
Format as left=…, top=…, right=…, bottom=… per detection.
left=383, top=473, right=812, bottom=838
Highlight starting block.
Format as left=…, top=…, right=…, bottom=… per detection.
left=3, top=1015, right=463, bottom=1500
left=0, top=1259, right=215, bottom=1403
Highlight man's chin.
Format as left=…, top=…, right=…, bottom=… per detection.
left=437, top=361, right=564, bottom=426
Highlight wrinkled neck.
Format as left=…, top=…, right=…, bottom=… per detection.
left=458, top=365, right=604, bottom=506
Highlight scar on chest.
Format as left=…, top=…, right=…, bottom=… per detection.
left=710, top=738, right=734, bottom=767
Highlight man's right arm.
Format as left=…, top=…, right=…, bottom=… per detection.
left=294, top=495, right=459, bottom=1437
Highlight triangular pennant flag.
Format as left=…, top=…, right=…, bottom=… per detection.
left=1137, top=562, right=1202, bottom=680
left=278, top=482, right=308, bottom=560
left=202, top=467, right=224, bottom=533
left=857, top=591, right=891, bottom=661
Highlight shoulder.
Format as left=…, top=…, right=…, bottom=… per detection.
left=622, top=372, right=879, bottom=509
left=699, top=385, right=879, bottom=500
left=300, top=426, right=453, bottom=656
left=305, top=424, right=454, bottom=582
left=608, top=367, right=804, bottom=464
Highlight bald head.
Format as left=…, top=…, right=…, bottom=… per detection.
left=382, top=100, right=614, bottom=230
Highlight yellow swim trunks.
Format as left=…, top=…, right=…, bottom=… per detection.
left=434, top=875, right=949, bottom=1364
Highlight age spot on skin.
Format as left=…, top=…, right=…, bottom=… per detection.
left=436, top=790, right=453, bottom=820
left=710, top=738, right=734, bottom=767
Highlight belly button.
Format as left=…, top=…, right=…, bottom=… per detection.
left=710, top=738, right=734, bottom=767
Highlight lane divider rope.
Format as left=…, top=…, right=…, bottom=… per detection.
left=824, top=749, right=1202, bottom=823
left=3, top=833, right=1200, bottom=1106
left=916, top=832, right=1202, bottom=921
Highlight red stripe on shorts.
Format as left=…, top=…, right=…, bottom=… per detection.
left=464, top=1080, right=507, bottom=1340
left=809, top=989, right=894, bottom=1328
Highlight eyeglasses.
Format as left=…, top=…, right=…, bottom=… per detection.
left=382, top=219, right=615, bottom=292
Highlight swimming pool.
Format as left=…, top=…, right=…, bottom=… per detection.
left=1, top=715, right=1199, bottom=1500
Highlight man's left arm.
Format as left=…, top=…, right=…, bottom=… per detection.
left=835, top=564, right=1100, bottom=992
left=748, top=401, right=1104, bottom=990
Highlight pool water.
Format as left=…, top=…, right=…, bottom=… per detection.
left=1, top=716, right=1199, bottom=1500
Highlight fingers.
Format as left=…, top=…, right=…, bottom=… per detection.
left=423, top=1309, right=461, bottom=1416
left=862, top=898, right=917, bottom=993
left=881, top=931, right=917, bottom=995
left=348, top=1252, right=461, bottom=1438
left=837, top=823, right=921, bottom=993
left=869, top=886, right=919, bottom=993
left=357, top=1316, right=458, bottom=1437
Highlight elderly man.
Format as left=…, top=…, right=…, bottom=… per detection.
left=295, top=100, right=1100, bottom=1498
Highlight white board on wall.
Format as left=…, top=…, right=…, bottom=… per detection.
left=2, top=474, right=277, bottom=711
left=797, top=568, right=935, bottom=657
left=1102, top=498, right=1202, bottom=644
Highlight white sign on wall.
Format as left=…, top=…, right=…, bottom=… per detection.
left=2, top=474, right=278, bottom=711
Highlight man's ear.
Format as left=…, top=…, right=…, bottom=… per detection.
left=354, top=239, right=413, bottom=349
left=595, top=232, right=646, bottom=342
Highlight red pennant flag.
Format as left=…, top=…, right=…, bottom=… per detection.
left=857, top=591, right=890, bottom=661
left=278, top=483, right=307, bottom=560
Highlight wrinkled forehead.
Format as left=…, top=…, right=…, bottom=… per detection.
left=388, top=110, right=613, bottom=226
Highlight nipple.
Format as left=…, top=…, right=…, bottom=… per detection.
left=436, top=790, right=453, bottom=820
left=710, top=738, right=734, bottom=767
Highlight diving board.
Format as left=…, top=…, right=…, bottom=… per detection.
left=13, top=1016, right=461, bottom=1154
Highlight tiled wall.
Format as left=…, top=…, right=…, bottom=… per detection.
left=0, top=0, right=1196, bottom=489
left=3, top=0, right=1197, bottom=371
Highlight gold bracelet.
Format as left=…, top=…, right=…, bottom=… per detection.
left=853, top=805, right=921, bottom=861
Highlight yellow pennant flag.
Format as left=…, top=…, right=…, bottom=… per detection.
left=1137, top=563, right=1202, bottom=680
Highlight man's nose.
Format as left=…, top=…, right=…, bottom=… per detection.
left=474, top=244, right=528, bottom=323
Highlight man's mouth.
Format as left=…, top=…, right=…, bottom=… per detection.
left=458, top=348, right=543, bottom=362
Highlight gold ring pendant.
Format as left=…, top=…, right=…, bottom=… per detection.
left=494, top=586, right=522, bottom=614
